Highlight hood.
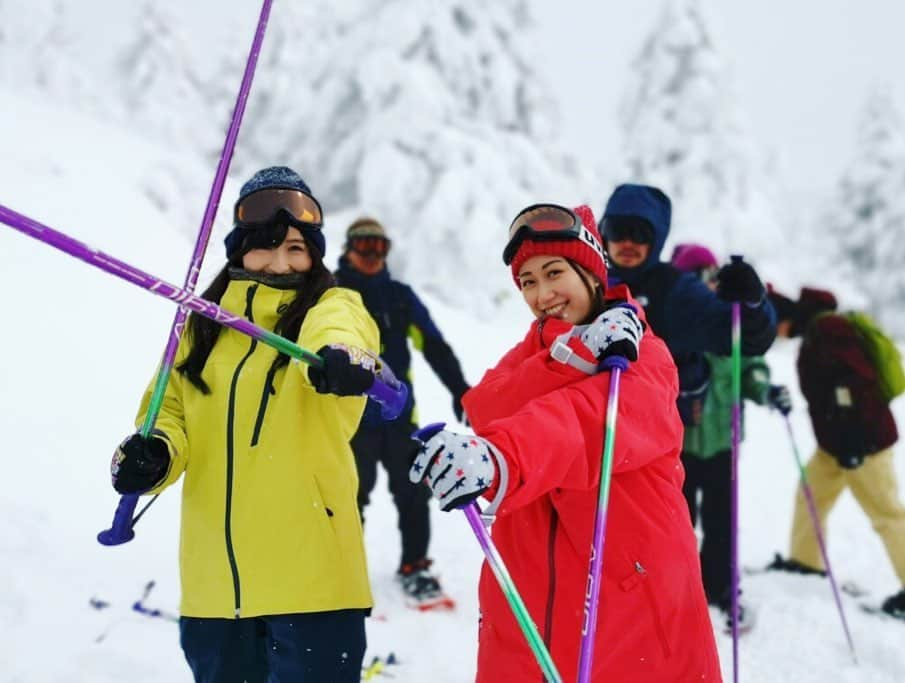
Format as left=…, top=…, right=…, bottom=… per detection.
left=600, top=183, right=672, bottom=281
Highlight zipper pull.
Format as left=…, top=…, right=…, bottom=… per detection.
left=635, top=561, right=646, bottom=575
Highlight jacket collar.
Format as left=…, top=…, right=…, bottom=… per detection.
left=220, top=277, right=297, bottom=330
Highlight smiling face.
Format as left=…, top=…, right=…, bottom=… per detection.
left=241, top=226, right=313, bottom=274
left=517, top=255, right=598, bottom=323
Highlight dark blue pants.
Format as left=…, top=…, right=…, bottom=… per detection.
left=180, top=609, right=367, bottom=683
left=353, top=419, right=430, bottom=567
left=682, top=450, right=733, bottom=604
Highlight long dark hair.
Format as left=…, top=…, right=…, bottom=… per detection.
left=177, top=248, right=335, bottom=393
left=567, top=259, right=607, bottom=324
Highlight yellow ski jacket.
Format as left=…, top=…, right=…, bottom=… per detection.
left=137, top=278, right=378, bottom=618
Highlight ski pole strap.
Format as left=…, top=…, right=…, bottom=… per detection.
left=550, top=324, right=597, bottom=375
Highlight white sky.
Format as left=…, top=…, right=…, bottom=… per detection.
left=532, top=0, right=905, bottom=196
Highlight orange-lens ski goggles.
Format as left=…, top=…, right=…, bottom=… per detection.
left=234, top=188, right=323, bottom=229
left=348, top=236, right=390, bottom=257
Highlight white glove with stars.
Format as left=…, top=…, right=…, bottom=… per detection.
left=409, top=424, right=502, bottom=512
left=579, top=304, right=644, bottom=362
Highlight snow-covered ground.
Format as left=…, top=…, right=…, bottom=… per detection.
left=2, top=88, right=904, bottom=683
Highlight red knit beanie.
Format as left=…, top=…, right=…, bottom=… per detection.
left=509, top=205, right=607, bottom=289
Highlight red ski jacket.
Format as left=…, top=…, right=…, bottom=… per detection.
left=462, top=288, right=721, bottom=682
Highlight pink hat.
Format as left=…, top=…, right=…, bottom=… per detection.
left=670, top=243, right=718, bottom=273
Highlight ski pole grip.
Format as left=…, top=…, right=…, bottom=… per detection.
left=97, top=494, right=138, bottom=546
left=600, top=356, right=629, bottom=371
left=366, top=379, right=409, bottom=420
left=412, top=422, right=446, bottom=442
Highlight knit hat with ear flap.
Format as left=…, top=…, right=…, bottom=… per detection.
left=508, top=205, right=607, bottom=289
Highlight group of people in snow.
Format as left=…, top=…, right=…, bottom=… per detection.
left=108, top=166, right=905, bottom=681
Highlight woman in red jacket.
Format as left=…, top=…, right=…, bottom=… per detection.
left=409, top=204, right=721, bottom=681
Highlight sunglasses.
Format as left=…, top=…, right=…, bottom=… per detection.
left=502, top=203, right=604, bottom=266
left=234, top=188, right=323, bottom=230
left=601, top=218, right=653, bottom=245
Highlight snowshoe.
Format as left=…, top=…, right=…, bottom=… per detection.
left=713, top=597, right=757, bottom=635
left=396, top=559, right=455, bottom=611
left=764, top=552, right=826, bottom=577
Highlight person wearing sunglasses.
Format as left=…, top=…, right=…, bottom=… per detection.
left=671, top=242, right=790, bottom=629
left=334, top=216, right=471, bottom=609
left=109, top=167, right=381, bottom=682
left=409, top=204, right=720, bottom=681
left=598, top=183, right=776, bottom=365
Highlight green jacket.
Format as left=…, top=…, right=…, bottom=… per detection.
left=140, top=279, right=379, bottom=618
left=682, top=354, right=771, bottom=459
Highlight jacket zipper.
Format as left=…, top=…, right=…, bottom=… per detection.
left=250, top=361, right=279, bottom=447
left=224, top=283, right=258, bottom=617
left=635, top=561, right=671, bottom=658
left=541, top=508, right=559, bottom=682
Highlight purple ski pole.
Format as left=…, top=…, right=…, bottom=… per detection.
left=0, top=205, right=409, bottom=441
left=782, top=415, right=858, bottom=664
left=730, top=299, right=741, bottom=683
left=413, top=423, right=561, bottom=683
left=99, top=0, right=274, bottom=545
left=576, top=355, right=628, bottom=683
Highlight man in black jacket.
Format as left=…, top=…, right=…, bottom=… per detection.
left=336, top=217, right=470, bottom=608
left=599, top=183, right=777, bottom=624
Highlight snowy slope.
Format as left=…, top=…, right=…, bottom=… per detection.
left=2, top=89, right=905, bottom=683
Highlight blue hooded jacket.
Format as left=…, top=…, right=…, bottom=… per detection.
left=600, top=183, right=776, bottom=358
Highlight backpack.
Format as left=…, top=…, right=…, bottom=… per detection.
left=844, top=311, right=905, bottom=402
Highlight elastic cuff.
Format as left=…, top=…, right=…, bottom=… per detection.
left=481, top=441, right=509, bottom=526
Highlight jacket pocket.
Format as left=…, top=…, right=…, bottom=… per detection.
left=619, top=560, right=672, bottom=659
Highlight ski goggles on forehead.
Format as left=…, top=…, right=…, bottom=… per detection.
left=503, top=204, right=600, bottom=265
left=234, top=188, right=323, bottom=229
left=348, top=235, right=390, bottom=257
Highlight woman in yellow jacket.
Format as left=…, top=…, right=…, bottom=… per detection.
left=110, top=167, right=380, bottom=683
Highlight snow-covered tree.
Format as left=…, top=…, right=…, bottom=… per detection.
left=828, top=87, right=905, bottom=336
left=618, top=0, right=783, bottom=262
left=229, top=0, right=585, bottom=308
left=0, top=0, right=94, bottom=108
left=115, top=3, right=219, bottom=152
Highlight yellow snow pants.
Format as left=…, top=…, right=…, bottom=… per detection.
left=789, top=447, right=905, bottom=586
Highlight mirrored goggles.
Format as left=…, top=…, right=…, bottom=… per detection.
left=503, top=203, right=586, bottom=265
left=234, top=188, right=323, bottom=230
left=348, top=236, right=390, bottom=258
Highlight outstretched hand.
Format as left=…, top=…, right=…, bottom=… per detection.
left=409, top=424, right=498, bottom=512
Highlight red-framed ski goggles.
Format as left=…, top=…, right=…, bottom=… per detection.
left=234, top=188, right=323, bottom=231
left=502, top=203, right=601, bottom=265
left=348, top=236, right=390, bottom=258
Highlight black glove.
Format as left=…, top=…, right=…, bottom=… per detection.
left=767, top=384, right=792, bottom=416
left=834, top=430, right=866, bottom=469
left=307, top=344, right=375, bottom=396
left=836, top=452, right=865, bottom=470
left=111, top=434, right=171, bottom=494
left=716, top=259, right=764, bottom=304
left=452, top=386, right=470, bottom=423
